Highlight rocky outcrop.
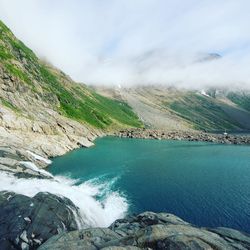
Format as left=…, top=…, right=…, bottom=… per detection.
left=1, top=190, right=250, bottom=250
left=0, top=191, right=83, bottom=250
left=0, top=60, right=99, bottom=158
left=115, top=129, right=250, bottom=145
left=0, top=104, right=98, bottom=158
left=0, top=146, right=54, bottom=178
left=38, top=212, right=250, bottom=250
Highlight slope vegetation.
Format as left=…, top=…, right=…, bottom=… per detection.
left=0, top=20, right=142, bottom=129
left=95, top=86, right=250, bottom=132
left=0, top=20, right=142, bottom=156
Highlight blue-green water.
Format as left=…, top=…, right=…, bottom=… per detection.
left=48, top=137, right=250, bottom=232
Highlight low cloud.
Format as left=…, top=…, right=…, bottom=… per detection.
left=0, top=0, right=250, bottom=89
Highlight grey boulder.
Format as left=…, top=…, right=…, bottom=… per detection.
left=0, top=191, right=82, bottom=249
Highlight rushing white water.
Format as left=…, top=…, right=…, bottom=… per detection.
left=19, top=161, right=53, bottom=178
left=0, top=171, right=128, bottom=228
left=26, top=150, right=52, bottom=164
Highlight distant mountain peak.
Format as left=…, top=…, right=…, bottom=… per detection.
left=196, top=53, right=222, bottom=63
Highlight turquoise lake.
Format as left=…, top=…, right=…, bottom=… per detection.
left=48, top=137, right=250, bottom=233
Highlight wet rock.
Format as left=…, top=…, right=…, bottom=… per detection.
left=102, top=247, right=141, bottom=250
left=0, top=147, right=54, bottom=179
left=0, top=191, right=83, bottom=250
left=38, top=228, right=122, bottom=250
left=38, top=212, right=250, bottom=250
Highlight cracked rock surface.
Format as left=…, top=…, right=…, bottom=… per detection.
left=38, top=212, right=250, bottom=250
left=0, top=191, right=83, bottom=250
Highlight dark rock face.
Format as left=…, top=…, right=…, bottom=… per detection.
left=0, top=191, right=82, bottom=249
left=1, top=191, right=250, bottom=250
left=38, top=212, right=250, bottom=250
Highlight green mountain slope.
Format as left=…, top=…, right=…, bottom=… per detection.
left=2, top=19, right=250, bottom=136
left=166, top=92, right=242, bottom=131
left=227, top=91, right=250, bottom=112
left=0, top=20, right=142, bottom=129
left=95, top=86, right=250, bottom=132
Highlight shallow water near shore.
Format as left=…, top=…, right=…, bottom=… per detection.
left=48, top=137, right=250, bottom=232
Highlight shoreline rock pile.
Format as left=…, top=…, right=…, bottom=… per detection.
left=114, top=129, right=250, bottom=145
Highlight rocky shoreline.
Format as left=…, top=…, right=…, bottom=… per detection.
left=39, top=211, right=250, bottom=250
left=114, top=128, right=250, bottom=145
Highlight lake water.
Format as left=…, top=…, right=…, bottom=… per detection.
left=48, top=137, right=250, bottom=232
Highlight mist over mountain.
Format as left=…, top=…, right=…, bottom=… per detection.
left=1, top=0, right=250, bottom=88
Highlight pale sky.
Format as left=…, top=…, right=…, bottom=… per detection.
left=0, top=0, right=250, bottom=89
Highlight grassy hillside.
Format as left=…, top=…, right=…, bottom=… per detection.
left=165, top=92, right=242, bottom=131
left=103, top=87, right=250, bottom=132
left=0, top=20, right=142, bottom=129
left=227, top=91, right=250, bottom=112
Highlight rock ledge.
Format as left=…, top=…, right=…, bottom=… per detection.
left=39, top=211, right=250, bottom=250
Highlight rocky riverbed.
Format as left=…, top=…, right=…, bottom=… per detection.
left=114, top=129, right=250, bottom=145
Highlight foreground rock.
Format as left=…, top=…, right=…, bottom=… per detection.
left=115, top=129, right=250, bottom=145
left=39, top=212, right=250, bottom=250
left=0, top=191, right=83, bottom=249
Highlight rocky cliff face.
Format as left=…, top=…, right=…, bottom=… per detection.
left=0, top=20, right=142, bottom=159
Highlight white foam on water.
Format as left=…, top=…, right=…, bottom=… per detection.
left=26, top=151, right=52, bottom=165
left=0, top=172, right=128, bottom=228
left=19, top=161, right=53, bottom=178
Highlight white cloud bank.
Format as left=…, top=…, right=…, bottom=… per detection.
left=0, top=0, right=250, bottom=89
